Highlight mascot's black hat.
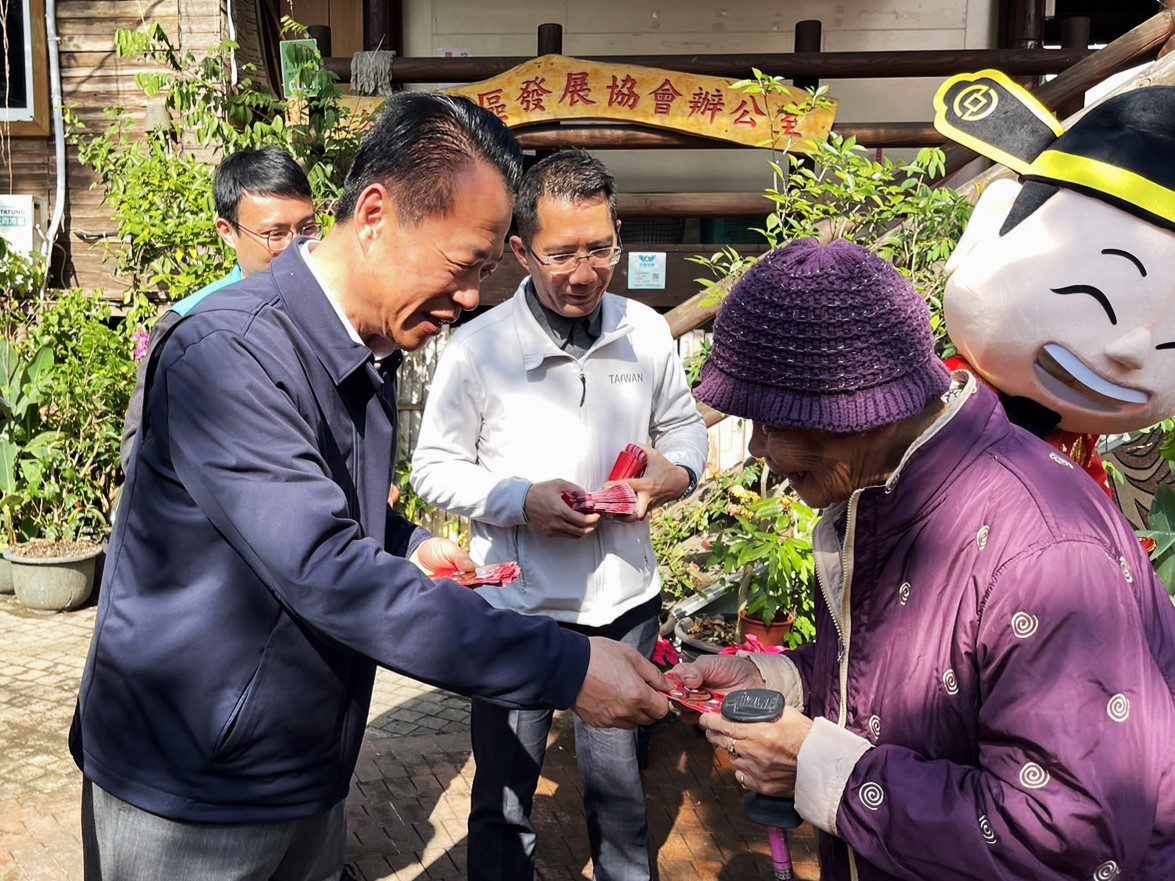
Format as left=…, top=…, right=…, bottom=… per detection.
left=934, top=70, right=1175, bottom=232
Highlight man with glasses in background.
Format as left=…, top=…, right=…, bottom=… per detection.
left=121, top=146, right=319, bottom=468
left=412, top=149, right=707, bottom=881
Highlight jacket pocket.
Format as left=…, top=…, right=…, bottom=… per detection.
left=212, top=645, right=272, bottom=760
left=509, top=526, right=524, bottom=592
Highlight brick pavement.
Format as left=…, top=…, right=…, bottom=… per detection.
left=0, top=595, right=818, bottom=880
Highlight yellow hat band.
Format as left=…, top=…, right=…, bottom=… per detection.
left=1028, top=149, right=1175, bottom=225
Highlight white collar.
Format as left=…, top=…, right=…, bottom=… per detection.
left=300, top=241, right=396, bottom=361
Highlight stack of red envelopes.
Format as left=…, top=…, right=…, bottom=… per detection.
left=562, top=483, right=638, bottom=518
left=431, top=562, right=521, bottom=588
left=607, top=444, right=648, bottom=481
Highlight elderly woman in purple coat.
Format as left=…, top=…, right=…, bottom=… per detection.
left=673, top=239, right=1174, bottom=880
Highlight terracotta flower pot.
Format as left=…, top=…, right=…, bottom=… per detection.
left=739, top=609, right=795, bottom=648
left=4, top=541, right=102, bottom=612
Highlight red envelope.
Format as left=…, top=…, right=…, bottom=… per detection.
left=431, top=562, right=521, bottom=588
left=664, top=674, right=727, bottom=714
left=562, top=483, right=638, bottom=519
left=608, top=444, right=648, bottom=482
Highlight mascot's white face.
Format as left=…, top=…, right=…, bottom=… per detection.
left=945, top=178, right=1175, bottom=434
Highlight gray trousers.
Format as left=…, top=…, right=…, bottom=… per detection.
left=467, top=611, right=659, bottom=881
left=81, top=779, right=347, bottom=881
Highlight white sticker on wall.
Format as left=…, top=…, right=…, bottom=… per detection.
left=628, top=251, right=667, bottom=290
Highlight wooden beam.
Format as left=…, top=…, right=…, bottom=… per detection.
left=516, top=121, right=942, bottom=151
left=617, top=193, right=771, bottom=218
left=1163, top=1, right=1175, bottom=58
left=322, top=47, right=1092, bottom=85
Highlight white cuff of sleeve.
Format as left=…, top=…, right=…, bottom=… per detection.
left=741, top=653, right=804, bottom=709
left=794, top=717, right=873, bottom=836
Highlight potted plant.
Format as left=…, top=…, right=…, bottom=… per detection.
left=2, top=292, right=135, bottom=611
left=708, top=492, right=818, bottom=649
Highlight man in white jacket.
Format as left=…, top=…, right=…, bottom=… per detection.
left=412, top=150, right=708, bottom=881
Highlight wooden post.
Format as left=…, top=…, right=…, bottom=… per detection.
left=1058, top=16, right=1092, bottom=117
left=307, top=25, right=332, bottom=58
left=531, top=24, right=564, bottom=167
left=1001, top=0, right=1046, bottom=87
left=363, top=0, right=394, bottom=52
left=537, top=23, right=563, bottom=57
left=793, top=20, right=822, bottom=91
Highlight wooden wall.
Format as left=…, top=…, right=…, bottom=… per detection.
left=288, top=0, right=364, bottom=58
left=4, top=0, right=224, bottom=297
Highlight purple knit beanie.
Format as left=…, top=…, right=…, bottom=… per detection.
left=695, top=238, right=950, bottom=434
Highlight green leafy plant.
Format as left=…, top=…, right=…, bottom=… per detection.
left=3, top=291, right=139, bottom=543
left=1139, top=486, right=1175, bottom=596
left=690, top=107, right=973, bottom=350
left=68, top=23, right=367, bottom=302
left=0, top=340, right=61, bottom=545
left=708, top=493, right=818, bottom=648
left=682, top=338, right=712, bottom=389
left=650, top=462, right=762, bottom=602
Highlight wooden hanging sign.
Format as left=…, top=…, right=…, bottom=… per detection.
left=441, top=55, right=837, bottom=150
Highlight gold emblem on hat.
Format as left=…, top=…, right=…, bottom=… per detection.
left=954, top=84, right=999, bottom=121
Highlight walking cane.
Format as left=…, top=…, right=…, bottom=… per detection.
left=721, top=689, right=804, bottom=881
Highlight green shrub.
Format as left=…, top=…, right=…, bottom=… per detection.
left=2, top=291, right=137, bottom=542
left=68, top=22, right=367, bottom=302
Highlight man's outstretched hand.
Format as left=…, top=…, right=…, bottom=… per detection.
left=412, top=538, right=476, bottom=577
left=574, top=637, right=671, bottom=729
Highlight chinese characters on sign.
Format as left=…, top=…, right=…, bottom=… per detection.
left=562, top=71, right=597, bottom=106
left=444, top=55, right=837, bottom=150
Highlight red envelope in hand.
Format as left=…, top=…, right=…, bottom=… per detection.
left=608, top=444, right=648, bottom=482
left=431, top=562, right=521, bottom=588
left=561, top=483, right=638, bottom=519
left=664, top=674, right=727, bottom=714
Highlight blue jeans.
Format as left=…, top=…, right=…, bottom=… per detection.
left=467, top=610, right=659, bottom=881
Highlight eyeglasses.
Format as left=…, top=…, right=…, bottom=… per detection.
left=528, top=241, right=623, bottom=276
left=234, top=222, right=322, bottom=253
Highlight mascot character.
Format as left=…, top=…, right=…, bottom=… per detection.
left=934, top=71, right=1175, bottom=496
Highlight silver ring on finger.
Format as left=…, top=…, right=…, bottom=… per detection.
left=735, top=770, right=746, bottom=787
left=727, top=741, right=738, bottom=758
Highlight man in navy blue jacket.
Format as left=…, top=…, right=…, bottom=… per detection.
left=72, top=93, right=670, bottom=881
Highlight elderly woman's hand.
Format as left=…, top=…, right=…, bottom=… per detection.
left=667, top=654, right=765, bottom=696
left=699, top=707, right=814, bottom=798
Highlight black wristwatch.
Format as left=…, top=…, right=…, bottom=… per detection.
left=676, top=465, right=698, bottom=501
